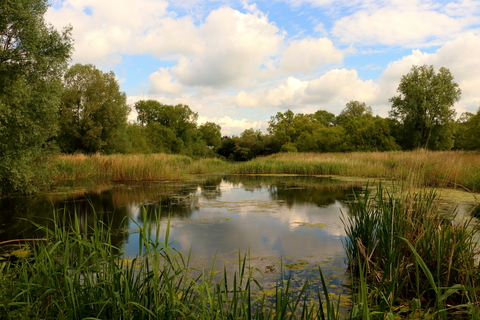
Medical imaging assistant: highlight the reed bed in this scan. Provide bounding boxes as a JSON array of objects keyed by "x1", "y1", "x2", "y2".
[
  {"x1": 53, "y1": 153, "x2": 194, "y2": 181},
  {"x1": 343, "y1": 184, "x2": 480, "y2": 319},
  {"x1": 0, "y1": 211, "x2": 346, "y2": 320},
  {"x1": 230, "y1": 151, "x2": 480, "y2": 192}
]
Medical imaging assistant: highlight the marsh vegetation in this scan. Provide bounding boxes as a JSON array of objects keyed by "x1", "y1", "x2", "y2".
[{"x1": 2, "y1": 162, "x2": 480, "y2": 319}]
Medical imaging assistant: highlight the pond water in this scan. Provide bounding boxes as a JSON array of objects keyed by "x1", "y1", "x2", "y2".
[{"x1": 0, "y1": 175, "x2": 366, "y2": 297}]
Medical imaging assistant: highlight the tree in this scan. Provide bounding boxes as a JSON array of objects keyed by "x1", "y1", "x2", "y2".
[
  {"x1": 134, "y1": 100, "x2": 216, "y2": 157},
  {"x1": 389, "y1": 65, "x2": 461, "y2": 150},
  {"x1": 0, "y1": 0, "x2": 72, "y2": 195},
  {"x1": 199, "y1": 122, "x2": 222, "y2": 149},
  {"x1": 336, "y1": 101, "x2": 399, "y2": 151},
  {"x1": 58, "y1": 64, "x2": 130, "y2": 154},
  {"x1": 454, "y1": 109, "x2": 480, "y2": 150},
  {"x1": 335, "y1": 101, "x2": 372, "y2": 126}
]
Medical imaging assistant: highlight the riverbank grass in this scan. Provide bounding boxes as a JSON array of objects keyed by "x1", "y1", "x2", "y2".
[
  {"x1": 344, "y1": 184, "x2": 480, "y2": 319},
  {"x1": 231, "y1": 151, "x2": 480, "y2": 192},
  {"x1": 0, "y1": 210, "x2": 343, "y2": 320}
]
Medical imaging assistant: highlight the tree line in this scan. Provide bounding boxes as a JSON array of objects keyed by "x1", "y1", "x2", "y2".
[{"x1": 1, "y1": 0, "x2": 480, "y2": 195}]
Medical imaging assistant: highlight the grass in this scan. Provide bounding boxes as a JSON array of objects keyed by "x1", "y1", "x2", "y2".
[
  {"x1": 0, "y1": 209, "x2": 349, "y2": 320},
  {"x1": 230, "y1": 150, "x2": 480, "y2": 192},
  {"x1": 343, "y1": 183, "x2": 480, "y2": 319},
  {"x1": 51, "y1": 150, "x2": 480, "y2": 193},
  {"x1": 2, "y1": 184, "x2": 480, "y2": 319}
]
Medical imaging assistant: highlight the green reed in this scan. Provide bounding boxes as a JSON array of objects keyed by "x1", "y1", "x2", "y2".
[
  {"x1": 343, "y1": 183, "x2": 480, "y2": 319},
  {"x1": 0, "y1": 208, "x2": 348, "y2": 320}
]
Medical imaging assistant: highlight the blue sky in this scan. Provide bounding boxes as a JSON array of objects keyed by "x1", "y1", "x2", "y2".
[{"x1": 46, "y1": 0, "x2": 480, "y2": 135}]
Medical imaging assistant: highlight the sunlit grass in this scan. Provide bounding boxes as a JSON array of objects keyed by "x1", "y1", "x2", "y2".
[{"x1": 230, "y1": 150, "x2": 480, "y2": 192}]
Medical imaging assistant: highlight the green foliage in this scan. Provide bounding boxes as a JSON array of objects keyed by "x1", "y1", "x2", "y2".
[
  {"x1": 134, "y1": 100, "x2": 216, "y2": 157},
  {"x1": 125, "y1": 123, "x2": 152, "y2": 154},
  {"x1": 0, "y1": 0, "x2": 72, "y2": 195},
  {"x1": 389, "y1": 65, "x2": 461, "y2": 150},
  {"x1": 199, "y1": 122, "x2": 222, "y2": 148},
  {"x1": 217, "y1": 129, "x2": 276, "y2": 161},
  {"x1": 58, "y1": 64, "x2": 130, "y2": 154},
  {"x1": 454, "y1": 108, "x2": 480, "y2": 150}
]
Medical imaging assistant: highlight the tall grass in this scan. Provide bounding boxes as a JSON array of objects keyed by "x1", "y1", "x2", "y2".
[
  {"x1": 230, "y1": 150, "x2": 480, "y2": 192},
  {"x1": 0, "y1": 209, "x2": 349, "y2": 320},
  {"x1": 343, "y1": 183, "x2": 480, "y2": 319},
  {"x1": 52, "y1": 151, "x2": 480, "y2": 193},
  {"x1": 53, "y1": 153, "x2": 194, "y2": 181}
]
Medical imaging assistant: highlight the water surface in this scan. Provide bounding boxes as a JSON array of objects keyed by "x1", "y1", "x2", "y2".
[{"x1": 1, "y1": 175, "x2": 365, "y2": 296}]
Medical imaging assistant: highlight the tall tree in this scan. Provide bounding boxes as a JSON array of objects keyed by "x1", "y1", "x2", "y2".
[
  {"x1": 134, "y1": 100, "x2": 215, "y2": 157},
  {"x1": 0, "y1": 0, "x2": 72, "y2": 195},
  {"x1": 389, "y1": 65, "x2": 461, "y2": 150},
  {"x1": 58, "y1": 64, "x2": 130, "y2": 154}
]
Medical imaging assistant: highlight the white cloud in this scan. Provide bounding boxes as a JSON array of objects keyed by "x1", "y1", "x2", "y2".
[
  {"x1": 46, "y1": 0, "x2": 171, "y2": 66},
  {"x1": 303, "y1": 69, "x2": 379, "y2": 108},
  {"x1": 211, "y1": 116, "x2": 268, "y2": 136},
  {"x1": 149, "y1": 68, "x2": 183, "y2": 94},
  {"x1": 234, "y1": 70, "x2": 378, "y2": 115},
  {"x1": 234, "y1": 77, "x2": 308, "y2": 110},
  {"x1": 332, "y1": 5, "x2": 465, "y2": 47},
  {"x1": 171, "y1": 7, "x2": 283, "y2": 87},
  {"x1": 278, "y1": 37, "x2": 343, "y2": 74}
]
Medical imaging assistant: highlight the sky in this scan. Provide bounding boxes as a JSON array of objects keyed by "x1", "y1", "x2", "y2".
[{"x1": 46, "y1": 0, "x2": 480, "y2": 135}]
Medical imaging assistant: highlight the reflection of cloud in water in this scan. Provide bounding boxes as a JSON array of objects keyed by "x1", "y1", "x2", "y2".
[
  {"x1": 119, "y1": 177, "x2": 359, "y2": 266},
  {"x1": 156, "y1": 181, "x2": 349, "y2": 261}
]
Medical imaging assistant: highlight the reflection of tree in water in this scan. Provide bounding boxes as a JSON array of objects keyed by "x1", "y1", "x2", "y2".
[
  {"x1": 0, "y1": 195, "x2": 59, "y2": 242},
  {"x1": 270, "y1": 185, "x2": 362, "y2": 208},
  {"x1": 198, "y1": 175, "x2": 223, "y2": 200},
  {"x1": 57, "y1": 190, "x2": 130, "y2": 250},
  {"x1": 223, "y1": 175, "x2": 363, "y2": 207},
  {"x1": 1, "y1": 175, "x2": 364, "y2": 243},
  {"x1": 0, "y1": 191, "x2": 129, "y2": 250}
]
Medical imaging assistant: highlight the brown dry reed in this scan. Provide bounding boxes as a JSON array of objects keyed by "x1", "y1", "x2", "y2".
[{"x1": 231, "y1": 150, "x2": 480, "y2": 192}]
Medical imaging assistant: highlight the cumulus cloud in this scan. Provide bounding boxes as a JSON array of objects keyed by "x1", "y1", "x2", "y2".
[
  {"x1": 278, "y1": 37, "x2": 343, "y2": 74},
  {"x1": 332, "y1": 6, "x2": 464, "y2": 47},
  {"x1": 46, "y1": 0, "x2": 172, "y2": 66},
  {"x1": 171, "y1": 7, "x2": 283, "y2": 87},
  {"x1": 198, "y1": 116, "x2": 268, "y2": 136},
  {"x1": 234, "y1": 77, "x2": 308, "y2": 110},
  {"x1": 303, "y1": 69, "x2": 378, "y2": 105},
  {"x1": 233, "y1": 70, "x2": 378, "y2": 115},
  {"x1": 149, "y1": 68, "x2": 183, "y2": 94}
]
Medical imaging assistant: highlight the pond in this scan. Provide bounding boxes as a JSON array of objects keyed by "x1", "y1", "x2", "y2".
[{"x1": 1, "y1": 175, "x2": 366, "y2": 298}]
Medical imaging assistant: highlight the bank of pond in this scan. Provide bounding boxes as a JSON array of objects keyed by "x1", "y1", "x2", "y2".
[{"x1": 1, "y1": 154, "x2": 480, "y2": 319}]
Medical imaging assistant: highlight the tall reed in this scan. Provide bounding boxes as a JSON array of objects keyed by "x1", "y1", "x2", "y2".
[
  {"x1": 0, "y1": 208, "x2": 349, "y2": 320},
  {"x1": 53, "y1": 153, "x2": 193, "y2": 182},
  {"x1": 343, "y1": 184, "x2": 480, "y2": 318}
]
